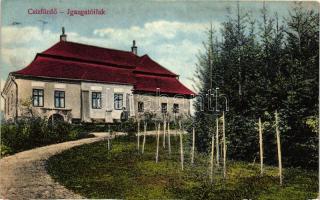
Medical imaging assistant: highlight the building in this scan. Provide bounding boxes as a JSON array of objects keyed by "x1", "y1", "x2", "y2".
[{"x1": 1, "y1": 28, "x2": 194, "y2": 123}]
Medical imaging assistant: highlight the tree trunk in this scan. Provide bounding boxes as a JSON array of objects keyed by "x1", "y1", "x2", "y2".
[
  {"x1": 275, "y1": 110, "x2": 283, "y2": 185},
  {"x1": 163, "y1": 119, "x2": 166, "y2": 148},
  {"x1": 210, "y1": 129, "x2": 215, "y2": 183},
  {"x1": 259, "y1": 117, "x2": 264, "y2": 175},
  {"x1": 216, "y1": 117, "x2": 220, "y2": 166},
  {"x1": 108, "y1": 126, "x2": 111, "y2": 151},
  {"x1": 142, "y1": 121, "x2": 147, "y2": 154},
  {"x1": 137, "y1": 120, "x2": 140, "y2": 151},
  {"x1": 179, "y1": 120, "x2": 184, "y2": 170},
  {"x1": 156, "y1": 123, "x2": 160, "y2": 163},
  {"x1": 191, "y1": 126, "x2": 195, "y2": 164},
  {"x1": 168, "y1": 121, "x2": 171, "y2": 155},
  {"x1": 222, "y1": 111, "x2": 227, "y2": 179}
]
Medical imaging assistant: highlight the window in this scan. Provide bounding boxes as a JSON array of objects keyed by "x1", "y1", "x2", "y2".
[
  {"x1": 173, "y1": 103, "x2": 179, "y2": 113},
  {"x1": 114, "y1": 93, "x2": 123, "y2": 110},
  {"x1": 138, "y1": 101, "x2": 144, "y2": 112},
  {"x1": 33, "y1": 89, "x2": 44, "y2": 107},
  {"x1": 161, "y1": 103, "x2": 167, "y2": 113},
  {"x1": 54, "y1": 91, "x2": 65, "y2": 108},
  {"x1": 92, "y1": 92, "x2": 102, "y2": 109}
]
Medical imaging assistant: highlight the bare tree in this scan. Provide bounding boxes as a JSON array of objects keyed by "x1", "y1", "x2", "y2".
[
  {"x1": 275, "y1": 110, "x2": 283, "y2": 185},
  {"x1": 179, "y1": 120, "x2": 184, "y2": 170},
  {"x1": 216, "y1": 117, "x2": 220, "y2": 166},
  {"x1": 156, "y1": 123, "x2": 160, "y2": 163},
  {"x1": 142, "y1": 121, "x2": 147, "y2": 154},
  {"x1": 259, "y1": 117, "x2": 264, "y2": 175}
]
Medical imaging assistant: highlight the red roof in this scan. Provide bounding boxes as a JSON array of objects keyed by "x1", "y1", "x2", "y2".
[
  {"x1": 42, "y1": 41, "x2": 139, "y2": 68},
  {"x1": 16, "y1": 56, "x2": 134, "y2": 84},
  {"x1": 135, "y1": 55, "x2": 176, "y2": 76},
  {"x1": 14, "y1": 41, "x2": 194, "y2": 95},
  {"x1": 135, "y1": 74, "x2": 193, "y2": 95}
]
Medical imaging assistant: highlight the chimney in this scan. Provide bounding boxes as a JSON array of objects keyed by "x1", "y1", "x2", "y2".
[
  {"x1": 131, "y1": 40, "x2": 137, "y2": 55},
  {"x1": 60, "y1": 27, "x2": 67, "y2": 42}
]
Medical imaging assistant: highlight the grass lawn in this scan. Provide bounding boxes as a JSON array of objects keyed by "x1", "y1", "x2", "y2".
[{"x1": 46, "y1": 135, "x2": 318, "y2": 199}]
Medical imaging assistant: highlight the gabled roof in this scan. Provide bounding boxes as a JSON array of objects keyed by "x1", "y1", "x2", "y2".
[{"x1": 13, "y1": 41, "x2": 194, "y2": 96}]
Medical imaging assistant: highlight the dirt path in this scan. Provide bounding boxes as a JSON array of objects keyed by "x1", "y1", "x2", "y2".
[
  {"x1": 0, "y1": 133, "x2": 116, "y2": 199},
  {"x1": 0, "y1": 130, "x2": 182, "y2": 199}
]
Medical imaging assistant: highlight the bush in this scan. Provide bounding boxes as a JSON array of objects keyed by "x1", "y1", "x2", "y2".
[
  {"x1": 0, "y1": 144, "x2": 13, "y2": 156},
  {"x1": 1, "y1": 117, "x2": 84, "y2": 156}
]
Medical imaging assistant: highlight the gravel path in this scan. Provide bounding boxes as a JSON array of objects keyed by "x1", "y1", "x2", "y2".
[{"x1": 0, "y1": 133, "x2": 115, "y2": 199}]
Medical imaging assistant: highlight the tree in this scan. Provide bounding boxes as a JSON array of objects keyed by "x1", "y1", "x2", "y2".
[{"x1": 193, "y1": 25, "x2": 221, "y2": 153}]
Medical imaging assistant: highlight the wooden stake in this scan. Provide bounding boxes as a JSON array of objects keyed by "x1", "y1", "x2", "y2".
[
  {"x1": 191, "y1": 126, "x2": 195, "y2": 164},
  {"x1": 108, "y1": 126, "x2": 111, "y2": 151},
  {"x1": 259, "y1": 117, "x2": 264, "y2": 175},
  {"x1": 220, "y1": 141, "x2": 223, "y2": 161},
  {"x1": 168, "y1": 121, "x2": 171, "y2": 155},
  {"x1": 142, "y1": 122, "x2": 147, "y2": 154},
  {"x1": 156, "y1": 123, "x2": 160, "y2": 163},
  {"x1": 216, "y1": 117, "x2": 220, "y2": 166},
  {"x1": 179, "y1": 120, "x2": 184, "y2": 170},
  {"x1": 222, "y1": 111, "x2": 226, "y2": 179},
  {"x1": 210, "y1": 130, "x2": 215, "y2": 183},
  {"x1": 163, "y1": 119, "x2": 166, "y2": 148},
  {"x1": 275, "y1": 110, "x2": 283, "y2": 185},
  {"x1": 137, "y1": 120, "x2": 140, "y2": 151}
]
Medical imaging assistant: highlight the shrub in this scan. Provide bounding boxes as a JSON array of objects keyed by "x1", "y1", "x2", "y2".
[
  {"x1": 1, "y1": 117, "x2": 83, "y2": 156},
  {"x1": 0, "y1": 144, "x2": 13, "y2": 156}
]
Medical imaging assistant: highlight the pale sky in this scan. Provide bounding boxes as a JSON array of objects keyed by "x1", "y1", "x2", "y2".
[{"x1": 0, "y1": 0, "x2": 318, "y2": 94}]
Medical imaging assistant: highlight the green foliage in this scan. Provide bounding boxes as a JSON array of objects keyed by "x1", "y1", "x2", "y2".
[
  {"x1": 193, "y1": 3, "x2": 318, "y2": 169},
  {"x1": 47, "y1": 137, "x2": 318, "y2": 199},
  {"x1": 305, "y1": 115, "x2": 319, "y2": 134},
  {"x1": 0, "y1": 117, "x2": 89, "y2": 156},
  {"x1": 0, "y1": 144, "x2": 13, "y2": 156}
]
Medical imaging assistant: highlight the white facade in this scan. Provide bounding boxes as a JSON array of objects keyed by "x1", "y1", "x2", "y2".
[
  {"x1": 81, "y1": 82, "x2": 134, "y2": 123},
  {"x1": 2, "y1": 76, "x2": 191, "y2": 123}
]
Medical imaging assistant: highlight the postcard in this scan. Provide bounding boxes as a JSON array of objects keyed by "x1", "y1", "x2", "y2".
[{"x1": 0, "y1": 0, "x2": 318, "y2": 199}]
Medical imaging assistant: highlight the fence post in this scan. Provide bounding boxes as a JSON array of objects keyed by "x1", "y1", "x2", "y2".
[
  {"x1": 259, "y1": 117, "x2": 264, "y2": 175},
  {"x1": 275, "y1": 110, "x2": 283, "y2": 185}
]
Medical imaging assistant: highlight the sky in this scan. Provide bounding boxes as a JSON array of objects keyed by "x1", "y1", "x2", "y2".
[{"x1": 0, "y1": 0, "x2": 318, "y2": 95}]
